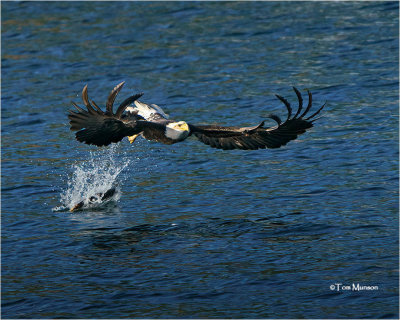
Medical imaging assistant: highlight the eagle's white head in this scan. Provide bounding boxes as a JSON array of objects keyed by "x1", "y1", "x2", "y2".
[{"x1": 165, "y1": 121, "x2": 190, "y2": 141}]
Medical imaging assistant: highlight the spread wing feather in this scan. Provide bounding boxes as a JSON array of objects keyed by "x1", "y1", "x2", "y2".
[
  {"x1": 189, "y1": 87, "x2": 325, "y2": 150},
  {"x1": 68, "y1": 82, "x2": 144, "y2": 146}
]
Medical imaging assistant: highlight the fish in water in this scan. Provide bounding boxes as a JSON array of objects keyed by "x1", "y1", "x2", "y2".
[{"x1": 69, "y1": 187, "x2": 117, "y2": 212}]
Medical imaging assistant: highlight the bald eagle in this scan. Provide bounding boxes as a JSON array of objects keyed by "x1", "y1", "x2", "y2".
[{"x1": 68, "y1": 82, "x2": 325, "y2": 150}]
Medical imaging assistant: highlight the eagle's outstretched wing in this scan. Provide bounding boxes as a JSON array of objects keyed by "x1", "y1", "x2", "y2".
[
  {"x1": 68, "y1": 82, "x2": 145, "y2": 146},
  {"x1": 188, "y1": 87, "x2": 325, "y2": 150}
]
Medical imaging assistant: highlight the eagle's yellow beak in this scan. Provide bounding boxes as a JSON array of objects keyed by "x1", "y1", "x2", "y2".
[
  {"x1": 70, "y1": 201, "x2": 84, "y2": 212},
  {"x1": 128, "y1": 134, "x2": 139, "y2": 144},
  {"x1": 177, "y1": 122, "x2": 189, "y2": 132}
]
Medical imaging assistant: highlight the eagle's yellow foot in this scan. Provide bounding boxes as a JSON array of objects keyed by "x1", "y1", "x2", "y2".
[{"x1": 128, "y1": 134, "x2": 139, "y2": 144}]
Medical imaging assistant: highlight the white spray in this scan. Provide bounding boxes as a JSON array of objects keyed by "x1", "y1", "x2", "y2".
[{"x1": 53, "y1": 145, "x2": 131, "y2": 212}]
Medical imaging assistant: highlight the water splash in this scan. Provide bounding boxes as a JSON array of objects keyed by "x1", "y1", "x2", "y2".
[{"x1": 53, "y1": 145, "x2": 130, "y2": 212}]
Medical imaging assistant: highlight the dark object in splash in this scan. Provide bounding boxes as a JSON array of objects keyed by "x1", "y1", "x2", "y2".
[
  {"x1": 69, "y1": 187, "x2": 116, "y2": 212},
  {"x1": 68, "y1": 82, "x2": 326, "y2": 150}
]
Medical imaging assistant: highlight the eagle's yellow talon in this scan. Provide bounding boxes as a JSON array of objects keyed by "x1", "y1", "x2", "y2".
[{"x1": 128, "y1": 134, "x2": 139, "y2": 144}]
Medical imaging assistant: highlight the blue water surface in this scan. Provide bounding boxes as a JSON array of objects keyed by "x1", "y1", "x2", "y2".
[{"x1": 1, "y1": 1, "x2": 399, "y2": 319}]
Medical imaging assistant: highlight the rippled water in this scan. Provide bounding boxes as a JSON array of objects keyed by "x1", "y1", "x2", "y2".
[{"x1": 2, "y1": 1, "x2": 399, "y2": 319}]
